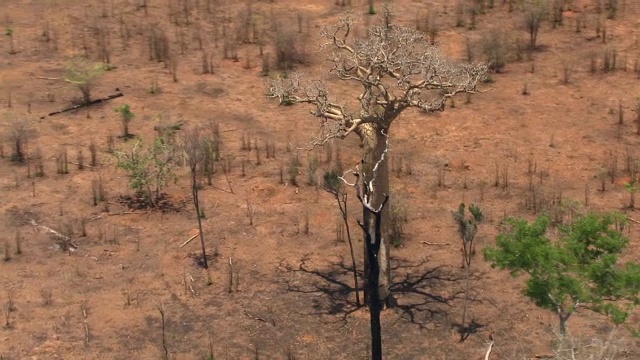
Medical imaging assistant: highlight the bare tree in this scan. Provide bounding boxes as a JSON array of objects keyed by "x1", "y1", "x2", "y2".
[
  {"x1": 522, "y1": 0, "x2": 548, "y2": 49},
  {"x1": 267, "y1": 9, "x2": 487, "y2": 306},
  {"x1": 183, "y1": 125, "x2": 208, "y2": 268},
  {"x1": 6, "y1": 117, "x2": 33, "y2": 163}
]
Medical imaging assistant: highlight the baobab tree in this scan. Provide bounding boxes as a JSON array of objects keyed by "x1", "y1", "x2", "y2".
[{"x1": 267, "y1": 10, "x2": 487, "y2": 306}]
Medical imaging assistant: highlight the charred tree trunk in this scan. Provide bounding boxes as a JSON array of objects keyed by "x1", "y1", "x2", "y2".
[
  {"x1": 360, "y1": 123, "x2": 391, "y2": 307},
  {"x1": 365, "y1": 205, "x2": 383, "y2": 360},
  {"x1": 356, "y1": 175, "x2": 388, "y2": 360}
]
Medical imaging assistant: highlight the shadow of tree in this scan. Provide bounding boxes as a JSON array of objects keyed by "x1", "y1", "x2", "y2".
[
  {"x1": 388, "y1": 258, "x2": 471, "y2": 328},
  {"x1": 278, "y1": 255, "x2": 472, "y2": 329},
  {"x1": 279, "y1": 254, "x2": 360, "y2": 327},
  {"x1": 452, "y1": 318, "x2": 485, "y2": 342}
]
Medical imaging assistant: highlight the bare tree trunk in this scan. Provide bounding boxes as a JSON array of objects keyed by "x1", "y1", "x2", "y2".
[
  {"x1": 366, "y1": 208, "x2": 383, "y2": 360},
  {"x1": 336, "y1": 193, "x2": 360, "y2": 306},
  {"x1": 146, "y1": 184, "x2": 155, "y2": 207},
  {"x1": 360, "y1": 123, "x2": 391, "y2": 307},
  {"x1": 356, "y1": 174, "x2": 388, "y2": 360},
  {"x1": 192, "y1": 171, "x2": 208, "y2": 268},
  {"x1": 461, "y1": 264, "x2": 471, "y2": 327},
  {"x1": 558, "y1": 312, "x2": 570, "y2": 335}
]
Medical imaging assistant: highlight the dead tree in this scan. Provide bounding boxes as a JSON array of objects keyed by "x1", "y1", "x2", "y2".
[
  {"x1": 323, "y1": 169, "x2": 360, "y2": 306},
  {"x1": 7, "y1": 118, "x2": 33, "y2": 163},
  {"x1": 183, "y1": 125, "x2": 208, "y2": 268},
  {"x1": 267, "y1": 8, "x2": 487, "y2": 306},
  {"x1": 522, "y1": 0, "x2": 548, "y2": 49}
]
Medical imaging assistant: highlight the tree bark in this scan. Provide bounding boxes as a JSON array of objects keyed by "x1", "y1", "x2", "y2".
[
  {"x1": 359, "y1": 123, "x2": 391, "y2": 307},
  {"x1": 558, "y1": 311, "x2": 571, "y2": 336},
  {"x1": 366, "y1": 208, "x2": 383, "y2": 360}
]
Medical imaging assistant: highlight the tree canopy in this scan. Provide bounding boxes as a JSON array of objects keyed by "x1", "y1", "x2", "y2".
[
  {"x1": 484, "y1": 212, "x2": 640, "y2": 335},
  {"x1": 266, "y1": 10, "x2": 488, "y2": 146}
]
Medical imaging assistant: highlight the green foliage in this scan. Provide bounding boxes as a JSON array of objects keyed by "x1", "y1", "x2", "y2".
[
  {"x1": 453, "y1": 203, "x2": 484, "y2": 268},
  {"x1": 624, "y1": 182, "x2": 637, "y2": 193},
  {"x1": 64, "y1": 58, "x2": 105, "y2": 104},
  {"x1": 484, "y1": 212, "x2": 640, "y2": 334},
  {"x1": 115, "y1": 104, "x2": 135, "y2": 138},
  {"x1": 114, "y1": 137, "x2": 178, "y2": 207},
  {"x1": 4, "y1": 27, "x2": 13, "y2": 37},
  {"x1": 115, "y1": 104, "x2": 134, "y2": 121},
  {"x1": 323, "y1": 169, "x2": 342, "y2": 193},
  {"x1": 453, "y1": 203, "x2": 483, "y2": 244}
]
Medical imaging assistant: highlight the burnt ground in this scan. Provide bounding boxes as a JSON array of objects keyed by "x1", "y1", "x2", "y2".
[{"x1": 1, "y1": 0, "x2": 640, "y2": 359}]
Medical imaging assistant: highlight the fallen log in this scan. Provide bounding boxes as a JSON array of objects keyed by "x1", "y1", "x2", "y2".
[
  {"x1": 28, "y1": 219, "x2": 78, "y2": 251},
  {"x1": 48, "y1": 92, "x2": 124, "y2": 116}
]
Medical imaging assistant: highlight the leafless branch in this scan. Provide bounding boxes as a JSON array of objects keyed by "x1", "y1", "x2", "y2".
[{"x1": 265, "y1": 11, "x2": 487, "y2": 150}]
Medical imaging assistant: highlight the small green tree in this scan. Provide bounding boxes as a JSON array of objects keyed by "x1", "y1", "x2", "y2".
[
  {"x1": 624, "y1": 182, "x2": 636, "y2": 209},
  {"x1": 64, "y1": 58, "x2": 104, "y2": 105},
  {"x1": 115, "y1": 104, "x2": 135, "y2": 139},
  {"x1": 114, "y1": 136, "x2": 178, "y2": 207},
  {"x1": 485, "y1": 212, "x2": 640, "y2": 336}
]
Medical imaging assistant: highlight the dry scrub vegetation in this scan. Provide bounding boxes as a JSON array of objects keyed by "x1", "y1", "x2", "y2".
[{"x1": 1, "y1": 0, "x2": 640, "y2": 359}]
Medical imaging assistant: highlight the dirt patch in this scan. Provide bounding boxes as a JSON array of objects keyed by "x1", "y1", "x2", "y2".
[{"x1": 1, "y1": 0, "x2": 640, "y2": 359}]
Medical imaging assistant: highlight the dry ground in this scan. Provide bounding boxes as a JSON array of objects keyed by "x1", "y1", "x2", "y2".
[{"x1": 1, "y1": 0, "x2": 640, "y2": 359}]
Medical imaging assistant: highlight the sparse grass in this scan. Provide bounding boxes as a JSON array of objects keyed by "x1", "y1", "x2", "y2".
[
  {"x1": 56, "y1": 147, "x2": 69, "y2": 174},
  {"x1": 306, "y1": 155, "x2": 318, "y2": 186},
  {"x1": 302, "y1": 212, "x2": 309, "y2": 235},
  {"x1": 3, "y1": 241, "x2": 10, "y2": 261},
  {"x1": 246, "y1": 198, "x2": 256, "y2": 226},
  {"x1": 40, "y1": 289, "x2": 53, "y2": 306},
  {"x1": 91, "y1": 175, "x2": 106, "y2": 205},
  {"x1": 14, "y1": 230, "x2": 21, "y2": 255},
  {"x1": 273, "y1": 22, "x2": 308, "y2": 70},
  {"x1": 7, "y1": 117, "x2": 33, "y2": 164},
  {"x1": 551, "y1": 329, "x2": 629, "y2": 360},
  {"x1": 89, "y1": 140, "x2": 98, "y2": 167},
  {"x1": 481, "y1": 28, "x2": 510, "y2": 73},
  {"x1": 288, "y1": 155, "x2": 300, "y2": 186},
  {"x1": 2, "y1": 1, "x2": 640, "y2": 359}
]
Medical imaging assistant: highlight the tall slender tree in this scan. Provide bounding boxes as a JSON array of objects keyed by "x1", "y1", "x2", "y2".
[{"x1": 183, "y1": 125, "x2": 208, "y2": 268}]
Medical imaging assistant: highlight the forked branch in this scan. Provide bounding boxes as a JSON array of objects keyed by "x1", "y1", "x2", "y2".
[{"x1": 265, "y1": 10, "x2": 487, "y2": 150}]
